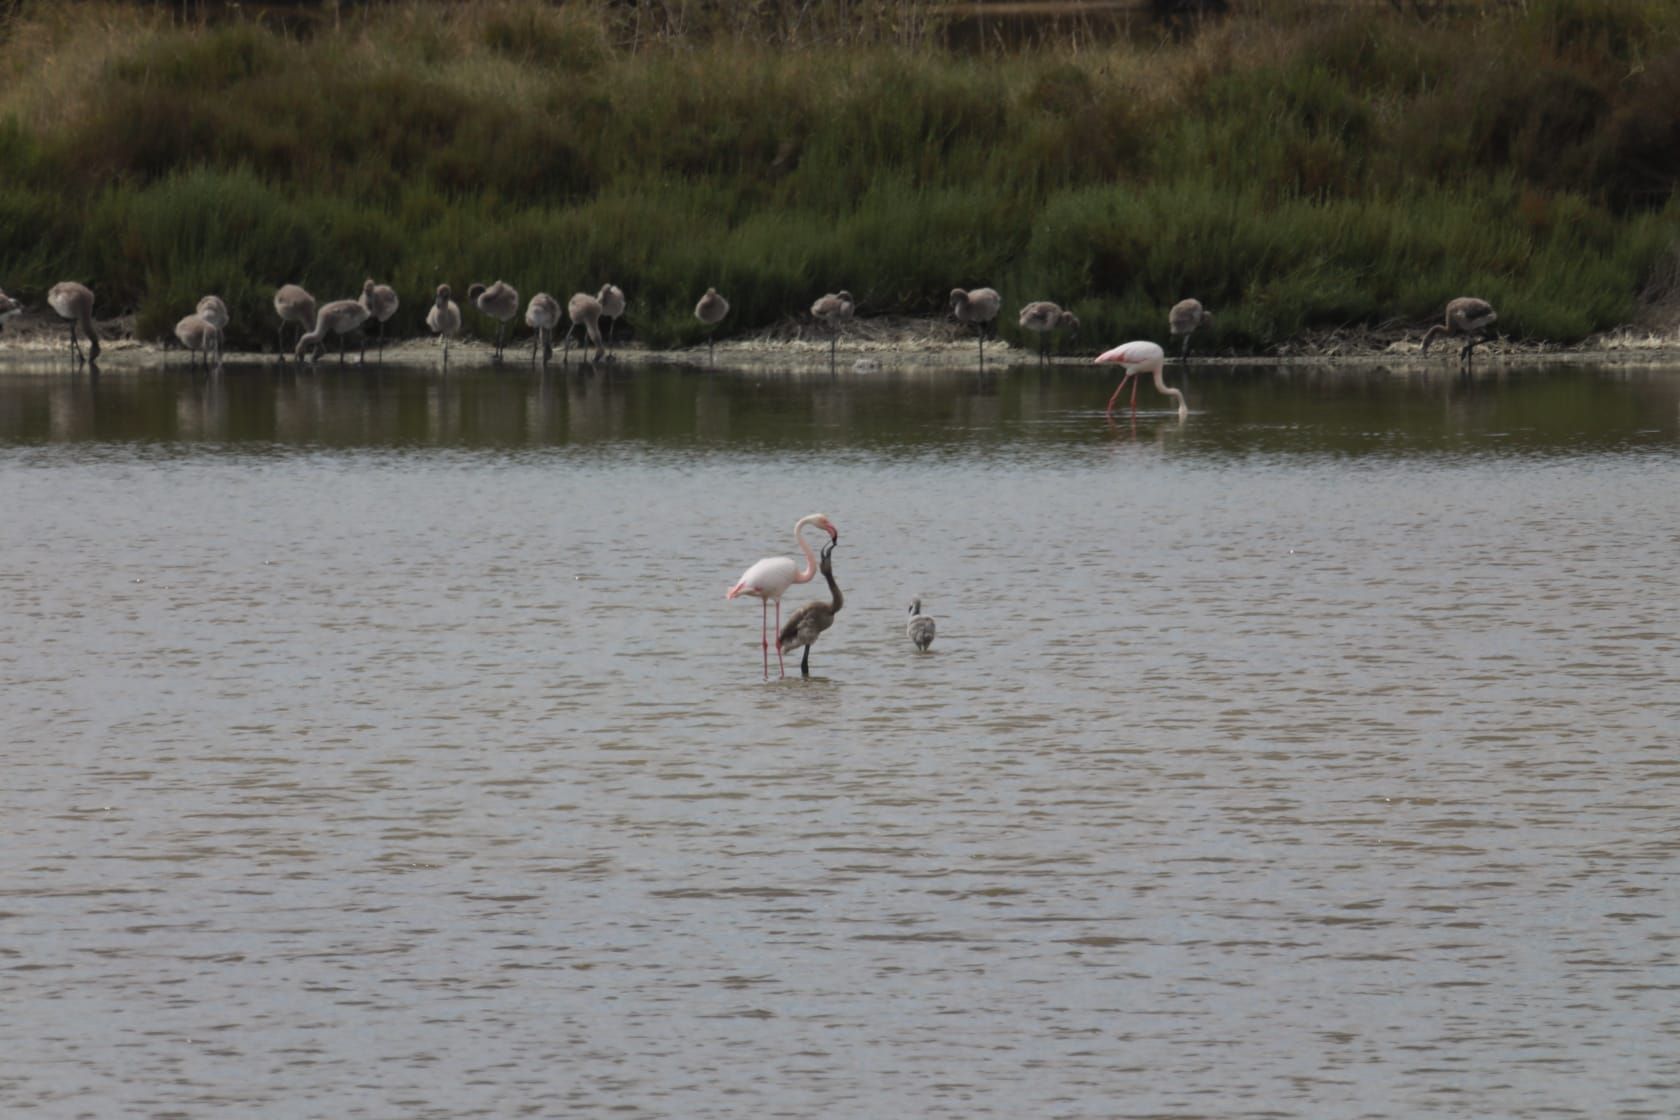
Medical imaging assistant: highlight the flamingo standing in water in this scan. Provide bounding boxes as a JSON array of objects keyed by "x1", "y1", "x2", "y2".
[
  {"x1": 273, "y1": 284, "x2": 315, "y2": 364},
  {"x1": 906, "y1": 599, "x2": 936, "y2": 651},
  {"x1": 694, "y1": 287, "x2": 729, "y2": 363},
  {"x1": 468, "y1": 280, "x2": 519, "y2": 362},
  {"x1": 562, "y1": 292, "x2": 606, "y2": 363},
  {"x1": 1169, "y1": 298, "x2": 1211, "y2": 359},
  {"x1": 950, "y1": 287, "x2": 1001, "y2": 364},
  {"x1": 727, "y1": 512, "x2": 839, "y2": 680},
  {"x1": 1422, "y1": 297, "x2": 1498, "y2": 368},
  {"x1": 597, "y1": 283, "x2": 626, "y2": 355},
  {"x1": 1094, "y1": 340, "x2": 1187, "y2": 419},
  {"x1": 777, "y1": 539, "x2": 842, "y2": 678},
  {"x1": 811, "y1": 290, "x2": 854, "y2": 364},
  {"x1": 48, "y1": 281, "x2": 100, "y2": 363},
  {"x1": 427, "y1": 283, "x2": 462, "y2": 368},
  {"x1": 360, "y1": 278, "x2": 400, "y2": 362}
]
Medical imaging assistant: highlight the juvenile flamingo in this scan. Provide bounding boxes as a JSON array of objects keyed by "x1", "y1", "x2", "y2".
[
  {"x1": 427, "y1": 283, "x2": 462, "y2": 369},
  {"x1": 1422, "y1": 297, "x2": 1498, "y2": 368},
  {"x1": 48, "y1": 281, "x2": 100, "y2": 363},
  {"x1": 777, "y1": 539, "x2": 842, "y2": 678},
  {"x1": 295, "y1": 298, "x2": 371, "y2": 364},
  {"x1": 950, "y1": 287, "x2": 1001, "y2": 364},
  {"x1": 562, "y1": 292, "x2": 606, "y2": 363},
  {"x1": 1018, "y1": 300, "x2": 1079, "y2": 362},
  {"x1": 525, "y1": 292, "x2": 561, "y2": 364},
  {"x1": 811, "y1": 290, "x2": 854, "y2": 364},
  {"x1": 0, "y1": 287, "x2": 20, "y2": 332},
  {"x1": 274, "y1": 284, "x2": 315, "y2": 364},
  {"x1": 1094, "y1": 340, "x2": 1187, "y2": 419},
  {"x1": 906, "y1": 599, "x2": 936, "y2": 651},
  {"x1": 195, "y1": 295, "x2": 228, "y2": 366},
  {"x1": 727, "y1": 513, "x2": 839, "y2": 680},
  {"x1": 174, "y1": 313, "x2": 221, "y2": 371},
  {"x1": 694, "y1": 287, "x2": 729, "y2": 363},
  {"x1": 360, "y1": 278, "x2": 400, "y2": 362},
  {"x1": 1169, "y1": 298, "x2": 1211, "y2": 359},
  {"x1": 597, "y1": 283, "x2": 626, "y2": 354},
  {"x1": 468, "y1": 280, "x2": 519, "y2": 361}
]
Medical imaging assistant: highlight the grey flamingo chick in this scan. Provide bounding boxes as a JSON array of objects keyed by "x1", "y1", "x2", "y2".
[
  {"x1": 48, "y1": 281, "x2": 100, "y2": 364},
  {"x1": 597, "y1": 283, "x2": 626, "y2": 355},
  {"x1": 174, "y1": 313, "x2": 221, "y2": 371},
  {"x1": 951, "y1": 287, "x2": 1001, "y2": 364},
  {"x1": 273, "y1": 284, "x2": 315, "y2": 364},
  {"x1": 525, "y1": 292, "x2": 561, "y2": 365},
  {"x1": 1169, "y1": 298, "x2": 1211, "y2": 360},
  {"x1": 811, "y1": 290, "x2": 854, "y2": 365},
  {"x1": 1422, "y1": 297, "x2": 1498, "y2": 368},
  {"x1": 1018, "y1": 301, "x2": 1079, "y2": 362},
  {"x1": 426, "y1": 283, "x2": 462, "y2": 369},
  {"x1": 1, "y1": 287, "x2": 23, "y2": 333},
  {"x1": 906, "y1": 599, "x2": 936, "y2": 651},
  {"x1": 196, "y1": 295, "x2": 228, "y2": 366},
  {"x1": 295, "y1": 298, "x2": 371, "y2": 365},
  {"x1": 562, "y1": 292, "x2": 606, "y2": 363},
  {"x1": 468, "y1": 280, "x2": 519, "y2": 362},
  {"x1": 777, "y1": 539, "x2": 843, "y2": 679},
  {"x1": 360, "y1": 279, "x2": 400, "y2": 362},
  {"x1": 694, "y1": 287, "x2": 729, "y2": 363}
]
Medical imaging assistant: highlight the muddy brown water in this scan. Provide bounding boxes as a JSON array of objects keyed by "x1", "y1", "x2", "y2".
[{"x1": 3, "y1": 357, "x2": 1677, "y2": 1118}]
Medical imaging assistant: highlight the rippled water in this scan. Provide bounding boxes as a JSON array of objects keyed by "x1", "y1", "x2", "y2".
[{"x1": 3, "y1": 357, "x2": 1678, "y2": 1118}]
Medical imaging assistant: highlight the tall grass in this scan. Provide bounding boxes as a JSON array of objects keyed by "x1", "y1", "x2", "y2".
[{"x1": 0, "y1": 0, "x2": 1675, "y2": 350}]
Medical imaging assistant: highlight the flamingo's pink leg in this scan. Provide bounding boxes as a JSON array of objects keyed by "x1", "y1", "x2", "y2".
[
  {"x1": 1106, "y1": 372, "x2": 1134, "y2": 417},
  {"x1": 761, "y1": 599, "x2": 770, "y2": 680},
  {"x1": 1131, "y1": 371, "x2": 1140, "y2": 412}
]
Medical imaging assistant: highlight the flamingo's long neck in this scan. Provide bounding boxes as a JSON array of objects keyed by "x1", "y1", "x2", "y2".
[
  {"x1": 792, "y1": 518, "x2": 822, "y2": 584},
  {"x1": 1152, "y1": 366, "x2": 1186, "y2": 417},
  {"x1": 822, "y1": 560, "x2": 843, "y2": 614}
]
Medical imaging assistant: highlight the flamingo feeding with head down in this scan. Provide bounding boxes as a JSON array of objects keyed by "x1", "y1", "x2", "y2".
[
  {"x1": 777, "y1": 539, "x2": 842, "y2": 678},
  {"x1": 727, "y1": 512, "x2": 839, "y2": 680},
  {"x1": 1422, "y1": 297, "x2": 1498, "y2": 368},
  {"x1": 1094, "y1": 340, "x2": 1187, "y2": 419}
]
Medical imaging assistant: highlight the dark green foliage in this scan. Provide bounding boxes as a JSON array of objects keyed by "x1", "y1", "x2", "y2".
[{"x1": 0, "y1": 1, "x2": 1675, "y2": 350}]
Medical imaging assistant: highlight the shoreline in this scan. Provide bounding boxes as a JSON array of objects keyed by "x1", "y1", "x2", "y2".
[{"x1": 4, "y1": 311, "x2": 1680, "y2": 371}]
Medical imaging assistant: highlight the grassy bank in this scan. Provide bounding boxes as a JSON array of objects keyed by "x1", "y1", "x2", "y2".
[{"x1": 1, "y1": 0, "x2": 1677, "y2": 353}]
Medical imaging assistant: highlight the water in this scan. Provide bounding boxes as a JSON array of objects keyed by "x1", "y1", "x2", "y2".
[{"x1": 3, "y1": 357, "x2": 1678, "y2": 1118}]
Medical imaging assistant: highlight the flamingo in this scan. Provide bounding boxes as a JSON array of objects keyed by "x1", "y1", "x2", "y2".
[
  {"x1": 427, "y1": 283, "x2": 462, "y2": 369},
  {"x1": 274, "y1": 283, "x2": 315, "y2": 364},
  {"x1": 295, "y1": 298, "x2": 371, "y2": 365},
  {"x1": 1169, "y1": 298, "x2": 1211, "y2": 360},
  {"x1": 174, "y1": 313, "x2": 221, "y2": 372},
  {"x1": 950, "y1": 287, "x2": 1001, "y2": 364},
  {"x1": 360, "y1": 278, "x2": 400, "y2": 362},
  {"x1": 562, "y1": 292, "x2": 606, "y2": 363},
  {"x1": 777, "y1": 539, "x2": 842, "y2": 678},
  {"x1": 196, "y1": 295, "x2": 228, "y2": 366},
  {"x1": 1422, "y1": 297, "x2": 1498, "y2": 368},
  {"x1": 694, "y1": 286, "x2": 729, "y2": 363},
  {"x1": 525, "y1": 292, "x2": 561, "y2": 364},
  {"x1": 906, "y1": 599, "x2": 936, "y2": 651},
  {"x1": 0, "y1": 287, "x2": 19, "y2": 332},
  {"x1": 811, "y1": 290, "x2": 854, "y2": 364},
  {"x1": 597, "y1": 283, "x2": 626, "y2": 354},
  {"x1": 1018, "y1": 300, "x2": 1079, "y2": 362},
  {"x1": 726, "y1": 512, "x2": 839, "y2": 680},
  {"x1": 468, "y1": 280, "x2": 519, "y2": 361},
  {"x1": 48, "y1": 281, "x2": 99, "y2": 363},
  {"x1": 1094, "y1": 340, "x2": 1187, "y2": 419}
]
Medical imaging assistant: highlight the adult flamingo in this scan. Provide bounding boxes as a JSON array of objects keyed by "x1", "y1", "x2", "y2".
[
  {"x1": 777, "y1": 539, "x2": 842, "y2": 678},
  {"x1": 1094, "y1": 340, "x2": 1187, "y2": 419},
  {"x1": 726, "y1": 512, "x2": 839, "y2": 680}
]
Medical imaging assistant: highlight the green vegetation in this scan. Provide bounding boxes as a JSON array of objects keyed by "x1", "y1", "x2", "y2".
[{"x1": 0, "y1": 0, "x2": 1676, "y2": 351}]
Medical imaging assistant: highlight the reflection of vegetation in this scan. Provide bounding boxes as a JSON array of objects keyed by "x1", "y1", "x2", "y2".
[{"x1": 0, "y1": 1, "x2": 1675, "y2": 351}]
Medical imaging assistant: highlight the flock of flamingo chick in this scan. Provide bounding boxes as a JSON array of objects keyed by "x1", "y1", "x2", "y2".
[
  {"x1": 2, "y1": 279, "x2": 1499, "y2": 424},
  {"x1": 0, "y1": 279, "x2": 1499, "y2": 682}
]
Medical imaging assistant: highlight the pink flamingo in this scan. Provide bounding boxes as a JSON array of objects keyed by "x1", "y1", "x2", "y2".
[
  {"x1": 1095, "y1": 340, "x2": 1187, "y2": 419},
  {"x1": 726, "y1": 512, "x2": 839, "y2": 680}
]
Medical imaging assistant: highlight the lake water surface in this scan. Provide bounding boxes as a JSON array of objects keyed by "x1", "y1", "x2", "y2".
[{"x1": 3, "y1": 357, "x2": 1678, "y2": 1118}]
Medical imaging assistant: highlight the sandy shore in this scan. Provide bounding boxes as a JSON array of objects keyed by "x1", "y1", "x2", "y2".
[{"x1": 4, "y1": 308, "x2": 1680, "y2": 370}]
